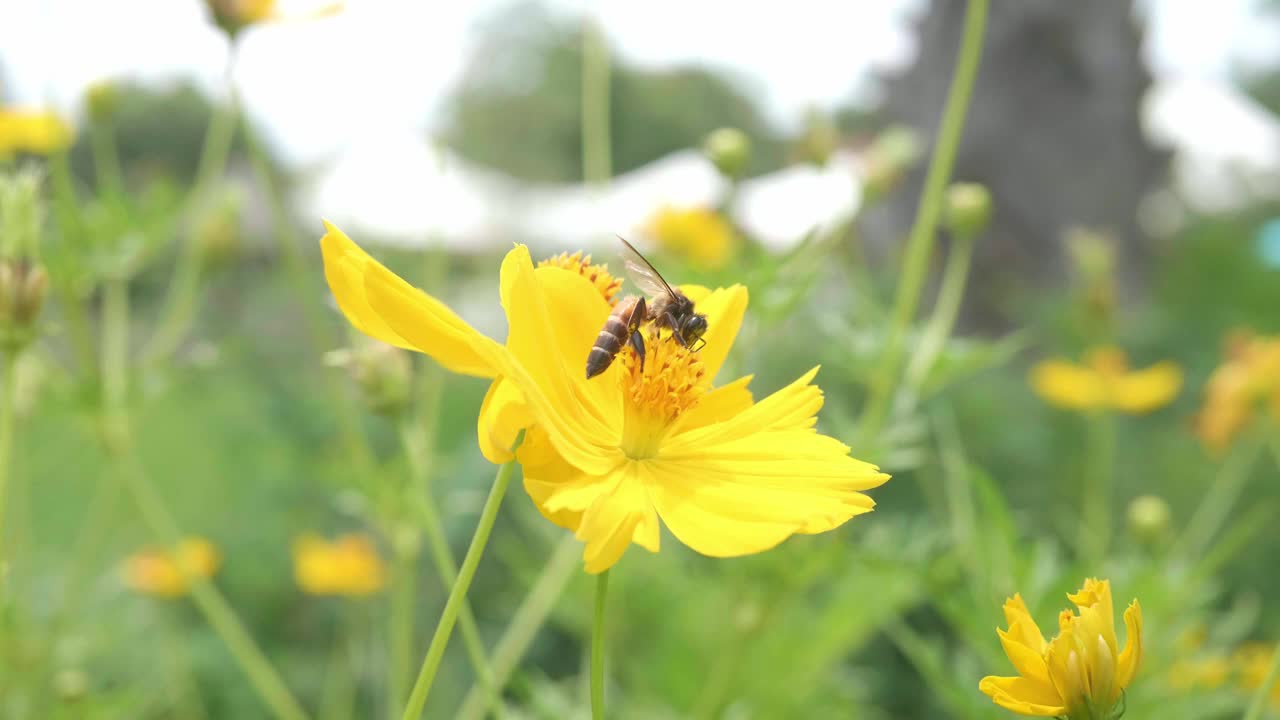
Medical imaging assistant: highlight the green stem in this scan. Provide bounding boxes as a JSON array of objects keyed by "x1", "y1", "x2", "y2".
[
  {"x1": 100, "y1": 278, "x2": 308, "y2": 720},
  {"x1": 903, "y1": 228, "x2": 979, "y2": 394},
  {"x1": 1174, "y1": 434, "x2": 1263, "y2": 562},
  {"x1": 388, "y1": 534, "x2": 415, "y2": 720},
  {"x1": 396, "y1": 420, "x2": 502, "y2": 719},
  {"x1": 1080, "y1": 410, "x2": 1116, "y2": 564},
  {"x1": 591, "y1": 569, "x2": 609, "y2": 720},
  {"x1": 456, "y1": 535, "x2": 581, "y2": 720},
  {"x1": 46, "y1": 151, "x2": 96, "y2": 374},
  {"x1": 0, "y1": 351, "x2": 19, "y2": 565},
  {"x1": 857, "y1": 0, "x2": 988, "y2": 441},
  {"x1": 400, "y1": 432, "x2": 524, "y2": 720},
  {"x1": 320, "y1": 602, "x2": 360, "y2": 720},
  {"x1": 581, "y1": 18, "x2": 612, "y2": 186},
  {"x1": 89, "y1": 117, "x2": 125, "y2": 199},
  {"x1": 1243, "y1": 640, "x2": 1280, "y2": 720}
]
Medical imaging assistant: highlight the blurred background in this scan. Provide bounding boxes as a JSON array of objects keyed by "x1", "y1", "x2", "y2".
[{"x1": 1, "y1": 0, "x2": 1280, "y2": 718}]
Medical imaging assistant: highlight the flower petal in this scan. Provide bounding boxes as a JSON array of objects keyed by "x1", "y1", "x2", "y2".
[
  {"x1": 321, "y1": 221, "x2": 502, "y2": 377},
  {"x1": 1115, "y1": 599, "x2": 1143, "y2": 689},
  {"x1": 978, "y1": 676, "x2": 1066, "y2": 717},
  {"x1": 1030, "y1": 360, "x2": 1106, "y2": 410},
  {"x1": 477, "y1": 378, "x2": 532, "y2": 464},
  {"x1": 998, "y1": 624, "x2": 1052, "y2": 685},
  {"x1": 575, "y1": 463, "x2": 655, "y2": 573},
  {"x1": 1114, "y1": 362, "x2": 1182, "y2": 413},
  {"x1": 1002, "y1": 594, "x2": 1048, "y2": 653},
  {"x1": 1068, "y1": 578, "x2": 1117, "y2": 654},
  {"x1": 679, "y1": 284, "x2": 748, "y2": 383},
  {"x1": 669, "y1": 375, "x2": 754, "y2": 433},
  {"x1": 664, "y1": 367, "x2": 828, "y2": 451}
]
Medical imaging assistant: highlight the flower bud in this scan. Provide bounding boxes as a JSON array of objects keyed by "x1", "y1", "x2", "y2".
[
  {"x1": 861, "y1": 125, "x2": 922, "y2": 202},
  {"x1": 85, "y1": 81, "x2": 119, "y2": 123},
  {"x1": 795, "y1": 110, "x2": 840, "y2": 167},
  {"x1": 1065, "y1": 228, "x2": 1117, "y2": 325},
  {"x1": 1127, "y1": 494, "x2": 1171, "y2": 543},
  {"x1": 0, "y1": 261, "x2": 47, "y2": 351},
  {"x1": 54, "y1": 668, "x2": 89, "y2": 702},
  {"x1": 194, "y1": 187, "x2": 244, "y2": 265},
  {"x1": 703, "y1": 127, "x2": 752, "y2": 179},
  {"x1": 943, "y1": 183, "x2": 992, "y2": 238},
  {"x1": 325, "y1": 340, "x2": 412, "y2": 415}
]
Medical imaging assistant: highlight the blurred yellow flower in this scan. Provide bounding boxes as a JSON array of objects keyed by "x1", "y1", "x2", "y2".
[
  {"x1": 123, "y1": 537, "x2": 221, "y2": 598},
  {"x1": 1197, "y1": 332, "x2": 1280, "y2": 452},
  {"x1": 0, "y1": 108, "x2": 73, "y2": 157},
  {"x1": 206, "y1": 0, "x2": 341, "y2": 35},
  {"x1": 980, "y1": 579, "x2": 1142, "y2": 718},
  {"x1": 1030, "y1": 347, "x2": 1182, "y2": 414},
  {"x1": 1235, "y1": 642, "x2": 1280, "y2": 707},
  {"x1": 1168, "y1": 654, "x2": 1230, "y2": 692},
  {"x1": 644, "y1": 205, "x2": 738, "y2": 271},
  {"x1": 320, "y1": 221, "x2": 888, "y2": 574},
  {"x1": 293, "y1": 533, "x2": 386, "y2": 596}
]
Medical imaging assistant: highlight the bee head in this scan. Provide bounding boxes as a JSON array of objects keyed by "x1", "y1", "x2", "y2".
[{"x1": 681, "y1": 313, "x2": 709, "y2": 351}]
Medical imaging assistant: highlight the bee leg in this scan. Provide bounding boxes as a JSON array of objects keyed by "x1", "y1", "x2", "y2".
[
  {"x1": 667, "y1": 312, "x2": 689, "y2": 348},
  {"x1": 629, "y1": 330, "x2": 647, "y2": 372},
  {"x1": 628, "y1": 297, "x2": 648, "y2": 334}
]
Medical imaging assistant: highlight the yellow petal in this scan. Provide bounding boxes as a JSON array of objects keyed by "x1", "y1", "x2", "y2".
[
  {"x1": 1115, "y1": 600, "x2": 1143, "y2": 689},
  {"x1": 1002, "y1": 594, "x2": 1048, "y2": 653},
  {"x1": 998, "y1": 623, "x2": 1052, "y2": 685},
  {"x1": 321, "y1": 221, "x2": 501, "y2": 377},
  {"x1": 1067, "y1": 578, "x2": 1117, "y2": 654},
  {"x1": 978, "y1": 676, "x2": 1066, "y2": 717},
  {"x1": 678, "y1": 284, "x2": 748, "y2": 384},
  {"x1": 477, "y1": 378, "x2": 531, "y2": 464},
  {"x1": 1030, "y1": 360, "x2": 1106, "y2": 410},
  {"x1": 664, "y1": 367, "x2": 827, "y2": 452},
  {"x1": 669, "y1": 375, "x2": 754, "y2": 433},
  {"x1": 1113, "y1": 362, "x2": 1182, "y2": 413},
  {"x1": 575, "y1": 463, "x2": 654, "y2": 573}
]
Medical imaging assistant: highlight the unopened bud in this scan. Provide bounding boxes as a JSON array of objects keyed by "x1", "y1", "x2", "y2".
[
  {"x1": 54, "y1": 668, "x2": 89, "y2": 702},
  {"x1": 14, "y1": 264, "x2": 47, "y2": 325},
  {"x1": 1127, "y1": 495, "x2": 1171, "y2": 543},
  {"x1": 1065, "y1": 228, "x2": 1117, "y2": 323},
  {"x1": 86, "y1": 81, "x2": 119, "y2": 123},
  {"x1": 325, "y1": 341, "x2": 412, "y2": 415},
  {"x1": 943, "y1": 183, "x2": 992, "y2": 238},
  {"x1": 795, "y1": 109, "x2": 840, "y2": 167},
  {"x1": 861, "y1": 125, "x2": 922, "y2": 202},
  {"x1": 0, "y1": 261, "x2": 47, "y2": 351},
  {"x1": 194, "y1": 187, "x2": 244, "y2": 265},
  {"x1": 703, "y1": 127, "x2": 752, "y2": 179}
]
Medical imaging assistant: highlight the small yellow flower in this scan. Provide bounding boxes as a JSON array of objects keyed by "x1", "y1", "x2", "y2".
[
  {"x1": 1235, "y1": 642, "x2": 1280, "y2": 707},
  {"x1": 1197, "y1": 332, "x2": 1280, "y2": 452},
  {"x1": 293, "y1": 533, "x2": 386, "y2": 596},
  {"x1": 980, "y1": 579, "x2": 1142, "y2": 719},
  {"x1": 123, "y1": 537, "x2": 221, "y2": 598},
  {"x1": 1030, "y1": 347, "x2": 1182, "y2": 414},
  {"x1": 320, "y1": 221, "x2": 888, "y2": 573},
  {"x1": 205, "y1": 0, "x2": 342, "y2": 35},
  {"x1": 643, "y1": 205, "x2": 739, "y2": 271},
  {"x1": 0, "y1": 108, "x2": 73, "y2": 157}
]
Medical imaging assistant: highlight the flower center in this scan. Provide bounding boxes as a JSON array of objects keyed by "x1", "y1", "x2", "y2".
[
  {"x1": 617, "y1": 331, "x2": 706, "y2": 458},
  {"x1": 538, "y1": 251, "x2": 622, "y2": 305},
  {"x1": 1086, "y1": 347, "x2": 1129, "y2": 379}
]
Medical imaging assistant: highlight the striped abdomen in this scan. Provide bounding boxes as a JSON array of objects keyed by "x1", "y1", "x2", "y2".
[{"x1": 586, "y1": 295, "x2": 645, "y2": 379}]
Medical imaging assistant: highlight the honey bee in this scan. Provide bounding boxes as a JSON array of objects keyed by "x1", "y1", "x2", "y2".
[{"x1": 585, "y1": 238, "x2": 708, "y2": 379}]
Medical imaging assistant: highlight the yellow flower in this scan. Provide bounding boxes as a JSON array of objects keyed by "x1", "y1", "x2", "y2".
[
  {"x1": 1197, "y1": 332, "x2": 1280, "y2": 452},
  {"x1": 643, "y1": 205, "x2": 739, "y2": 271},
  {"x1": 293, "y1": 533, "x2": 386, "y2": 596},
  {"x1": 319, "y1": 221, "x2": 888, "y2": 573},
  {"x1": 0, "y1": 108, "x2": 73, "y2": 157},
  {"x1": 123, "y1": 537, "x2": 221, "y2": 598},
  {"x1": 1030, "y1": 347, "x2": 1182, "y2": 414},
  {"x1": 980, "y1": 579, "x2": 1142, "y2": 718},
  {"x1": 1235, "y1": 642, "x2": 1280, "y2": 707},
  {"x1": 205, "y1": 0, "x2": 341, "y2": 35}
]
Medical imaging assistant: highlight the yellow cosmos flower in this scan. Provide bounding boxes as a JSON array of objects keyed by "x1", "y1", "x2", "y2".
[
  {"x1": 1197, "y1": 332, "x2": 1280, "y2": 452},
  {"x1": 980, "y1": 579, "x2": 1142, "y2": 719},
  {"x1": 123, "y1": 537, "x2": 221, "y2": 598},
  {"x1": 0, "y1": 108, "x2": 73, "y2": 157},
  {"x1": 1030, "y1": 347, "x2": 1182, "y2": 414},
  {"x1": 293, "y1": 533, "x2": 386, "y2": 596},
  {"x1": 319, "y1": 221, "x2": 889, "y2": 573},
  {"x1": 205, "y1": 0, "x2": 341, "y2": 35},
  {"x1": 1236, "y1": 642, "x2": 1280, "y2": 708},
  {"x1": 643, "y1": 205, "x2": 739, "y2": 271}
]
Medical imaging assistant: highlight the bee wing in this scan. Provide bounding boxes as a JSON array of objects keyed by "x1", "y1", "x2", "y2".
[{"x1": 618, "y1": 236, "x2": 675, "y2": 300}]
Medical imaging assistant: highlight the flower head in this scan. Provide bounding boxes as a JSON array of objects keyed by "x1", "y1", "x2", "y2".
[
  {"x1": 293, "y1": 533, "x2": 386, "y2": 596},
  {"x1": 320, "y1": 221, "x2": 888, "y2": 573},
  {"x1": 0, "y1": 108, "x2": 73, "y2": 158},
  {"x1": 1197, "y1": 332, "x2": 1280, "y2": 452},
  {"x1": 123, "y1": 537, "x2": 221, "y2": 598},
  {"x1": 1030, "y1": 347, "x2": 1181, "y2": 414},
  {"x1": 643, "y1": 206, "x2": 739, "y2": 271},
  {"x1": 205, "y1": 0, "x2": 341, "y2": 36},
  {"x1": 980, "y1": 579, "x2": 1142, "y2": 719}
]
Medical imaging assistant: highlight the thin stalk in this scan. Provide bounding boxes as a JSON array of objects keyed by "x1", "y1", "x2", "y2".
[
  {"x1": 396, "y1": 419, "x2": 502, "y2": 718},
  {"x1": 0, "y1": 353, "x2": 18, "y2": 563},
  {"x1": 1243, "y1": 641, "x2": 1280, "y2": 720},
  {"x1": 46, "y1": 151, "x2": 96, "y2": 374},
  {"x1": 387, "y1": 534, "x2": 415, "y2": 720},
  {"x1": 590, "y1": 569, "x2": 610, "y2": 720},
  {"x1": 100, "y1": 278, "x2": 308, "y2": 720},
  {"x1": 857, "y1": 0, "x2": 988, "y2": 440},
  {"x1": 1079, "y1": 410, "x2": 1116, "y2": 564},
  {"x1": 581, "y1": 18, "x2": 611, "y2": 186},
  {"x1": 1174, "y1": 434, "x2": 1263, "y2": 562},
  {"x1": 89, "y1": 117, "x2": 125, "y2": 199},
  {"x1": 903, "y1": 229, "x2": 979, "y2": 394},
  {"x1": 456, "y1": 535, "x2": 581, "y2": 720},
  {"x1": 400, "y1": 432, "x2": 524, "y2": 720},
  {"x1": 320, "y1": 602, "x2": 360, "y2": 720}
]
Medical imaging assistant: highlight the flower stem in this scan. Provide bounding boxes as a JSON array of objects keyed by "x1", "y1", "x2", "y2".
[
  {"x1": 1174, "y1": 433, "x2": 1263, "y2": 562},
  {"x1": 456, "y1": 534, "x2": 581, "y2": 720},
  {"x1": 400, "y1": 431, "x2": 524, "y2": 720},
  {"x1": 395, "y1": 418, "x2": 503, "y2": 719},
  {"x1": 902, "y1": 226, "x2": 981, "y2": 401},
  {"x1": 100, "y1": 278, "x2": 308, "y2": 720},
  {"x1": 581, "y1": 17, "x2": 612, "y2": 186},
  {"x1": 0, "y1": 350, "x2": 19, "y2": 565},
  {"x1": 857, "y1": 0, "x2": 988, "y2": 441},
  {"x1": 1080, "y1": 410, "x2": 1116, "y2": 563},
  {"x1": 89, "y1": 115, "x2": 125, "y2": 199},
  {"x1": 1243, "y1": 640, "x2": 1280, "y2": 720},
  {"x1": 591, "y1": 569, "x2": 610, "y2": 720}
]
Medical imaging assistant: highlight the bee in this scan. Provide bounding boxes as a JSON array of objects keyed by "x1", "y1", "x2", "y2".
[{"x1": 585, "y1": 238, "x2": 709, "y2": 379}]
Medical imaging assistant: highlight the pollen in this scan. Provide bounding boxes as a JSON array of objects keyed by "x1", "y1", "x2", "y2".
[
  {"x1": 538, "y1": 251, "x2": 623, "y2": 305},
  {"x1": 621, "y1": 331, "x2": 706, "y2": 424}
]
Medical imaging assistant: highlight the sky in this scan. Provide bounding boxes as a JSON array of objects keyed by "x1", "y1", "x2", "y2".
[{"x1": 2, "y1": 0, "x2": 1277, "y2": 170}]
